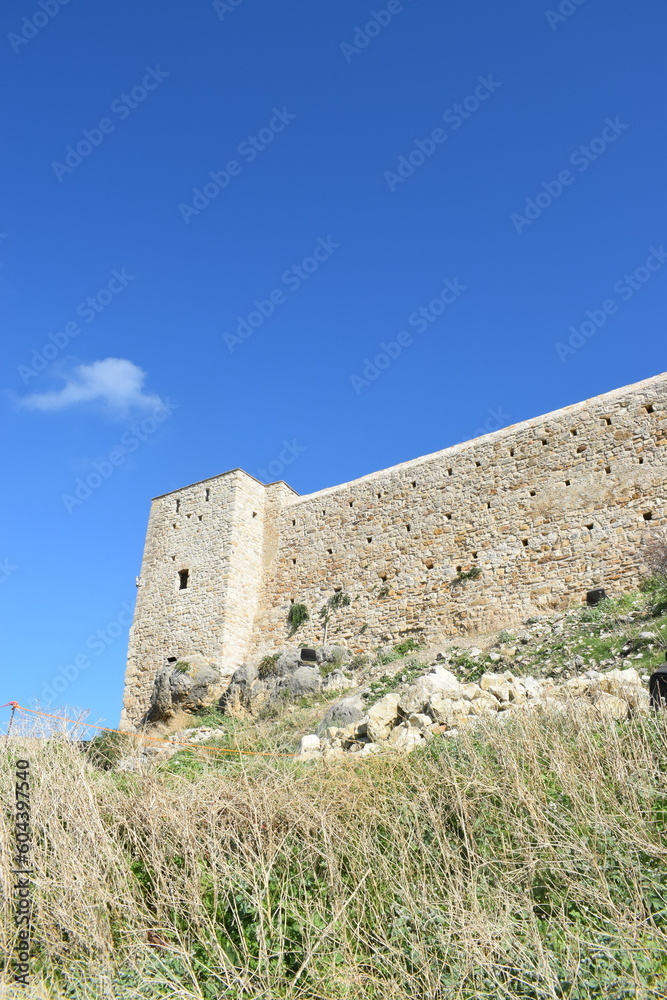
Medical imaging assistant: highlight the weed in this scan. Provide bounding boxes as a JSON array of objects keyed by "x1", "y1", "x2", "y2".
[{"x1": 287, "y1": 602, "x2": 310, "y2": 636}]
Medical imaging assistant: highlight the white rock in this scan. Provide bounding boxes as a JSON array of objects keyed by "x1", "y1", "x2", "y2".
[
  {"x1": 366, "y1": 693, "x2": 401, "y2": 742},
  {"x1": 594, "y1": 692, "x2": 629, "y2": 721},
  {"x1": 299, "y1": 734, "x2": 321, "y2": 753},
  {"x1": 488, "y1": 651, "x2": 502, "y2": 663}
]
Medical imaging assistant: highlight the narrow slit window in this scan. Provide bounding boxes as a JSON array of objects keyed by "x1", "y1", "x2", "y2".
[
  {"x1": 205, "y1": 489, "x2": 210, "y2": 501},
  {"x1": 639, "y1": 457, "x2": 644, "y2": 464},
  {"x1": 175, "y1": 499, "x2": 180, "y2": 512},
  {"x1": 178, "y1": 570, "x2": 189, "y2": 590}
]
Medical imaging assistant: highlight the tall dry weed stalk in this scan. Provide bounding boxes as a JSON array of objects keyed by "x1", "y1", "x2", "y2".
[{"x1": 2, "y1": 708, "x2": 667, "y2": 998}]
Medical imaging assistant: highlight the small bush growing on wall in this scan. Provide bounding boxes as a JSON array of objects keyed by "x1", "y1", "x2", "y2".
[
  {"x1": 452, "y1": 566, "x2": 482, "y2": 586},
  {"x1": 287, "y1": 603, "x2": 309, "y2": 636},
  {"x1": 319, "y1": 591, "x2": 351, "y2": 643}
]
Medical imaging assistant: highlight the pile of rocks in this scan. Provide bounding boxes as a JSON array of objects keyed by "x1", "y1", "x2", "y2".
[
  {"x1": 221, "y1": 645, "x2": 351, "y2": 718},
  {"x1": 297, "y1": 664, "x2": 650, "y2": 760}
]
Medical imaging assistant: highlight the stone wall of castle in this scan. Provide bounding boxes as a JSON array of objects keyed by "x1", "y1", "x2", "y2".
[{"x1": 122, "y1": 373, "x2": 667, "y2": 728}]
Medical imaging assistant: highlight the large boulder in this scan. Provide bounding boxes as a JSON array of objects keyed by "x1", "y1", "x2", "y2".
[
  {"x1": 146, "y1": 657, "x2": 225, "y2": 722},
  {"x1": 317, "y1": 695, "x2": 366, "y2": 735},
  {"x1": 274, "y1": 666, "x2": 321, "y2": 700},
  {"x1": 398, "y1": 666, "x2": 461, "y2": 716}
]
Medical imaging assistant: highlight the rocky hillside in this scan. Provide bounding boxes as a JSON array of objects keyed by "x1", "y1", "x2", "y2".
[{"x1": 121, "y1": 581, "x2": 667, "y2": 770}]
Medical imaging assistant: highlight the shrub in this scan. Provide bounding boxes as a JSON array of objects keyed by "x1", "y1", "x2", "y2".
[
  {"x1": 287, "y1": 603, "x2": 309, "y2": 636},
  {"x1": 643, "y1": 530, "x2": 667, "y2": 579},
  {"x1": 258, "y1": 653, "x2": 281, "y2": 679},
  {"x1": 452, "y1": 566, "x2": 482, "y2": 586},
  {"x1": 393, "y1": 638, "x2": 423, "y2": 656}
]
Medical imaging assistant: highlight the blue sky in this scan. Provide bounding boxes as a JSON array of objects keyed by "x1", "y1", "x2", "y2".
[{"x1": 1, "y1": 0, "x2": 665, "y2": 728}]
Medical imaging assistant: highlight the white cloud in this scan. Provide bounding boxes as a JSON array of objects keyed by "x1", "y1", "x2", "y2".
[{"x1": 20, "y1": 358, "x2": 163, "y2": 415}]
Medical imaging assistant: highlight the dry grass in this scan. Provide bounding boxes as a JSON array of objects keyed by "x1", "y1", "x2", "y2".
[{"x1": 2, "y1": 708, "x2": 667, "y2": 999}]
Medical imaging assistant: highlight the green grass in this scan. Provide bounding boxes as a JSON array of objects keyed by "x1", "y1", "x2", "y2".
[{"x1": 4, "y1": 709, "x2": 667, "y2": 998}]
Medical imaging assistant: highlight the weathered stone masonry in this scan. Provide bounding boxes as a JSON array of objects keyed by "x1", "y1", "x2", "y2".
[{"x1": 121, "y1": 373, "x2": 667, "y2": 728}]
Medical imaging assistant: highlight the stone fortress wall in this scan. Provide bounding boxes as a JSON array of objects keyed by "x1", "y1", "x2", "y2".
[{"x1": 121, "y1": 373, "x2": 667, "y2": 728}]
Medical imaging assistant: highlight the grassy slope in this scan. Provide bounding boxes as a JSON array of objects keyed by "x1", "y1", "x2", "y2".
[{"x1": 2, "y1": 583, "x2": 667, "y2": 999}]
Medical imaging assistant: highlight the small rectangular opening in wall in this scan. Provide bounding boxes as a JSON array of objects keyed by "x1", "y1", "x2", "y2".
[
  {"x1": 605, "y1": 466, "x2": 612, "y2": 474},
  {"x1": 639, "y1": 457, "x2": 644, "y2": 464},
  {"x1": 367, "y1": 537, "x2": 372, "y2": 543},
  {"x1": 178, "y1": 570, "x2": 189, "y2": 590},
  {"x1": 252, "y1": 511, "x2": 257, "y2": 518},
  {"x1": 586, "y1": 524, "x2": 593, "y2": 531},
  {"x1": 445, "y1": 513, "x2": 452, "y2": 520},
  {"x1": 570, "y1": 428, "x2": 578, "y2": 436},
  {"x1": 377, "y1": 492, "x2": 381, "y2": 499},
  {"x1": 542, "y1": 439, "x2": 548, "y2": 446},
  {"x1": 411, "y1": 480, "x2": 417, "y2": 488},
  {"x1": 205, "y1": 489, "x2": 210, "y2": 501},
  {"x1": 456, "y1": 565, "x2": 462, "y2": 573},
  {"x1": 172, "y1": 523, "x2": 178, "y2": 529},
  {"x1": 292, "y1": 519, "x2": 296, "y2": 526},
  {"x1": 472, "y1": 551, "x2": 478, "y2": 559},
  {"x1": 349, "y1": 501, "x2": 354, "y2": 507},
  {"x1": 486, "y1": 502, "x2": 491, "y2": 509},
  {"x1": 475, "y1": 461, "x2": 481, "y2": 467},
  {"x1": 605, "y1": 417, "x2": 612, "y2": 425},
  {"x1": 644, "y1": 511, "x2": 653, "y2": 521},
  {"x1": 406, "y1": 524, "x2": 411, "y2": 531},
  {"x1": 175, "y1": 499, "x2": 180, "y2": 512},
  {"x1": 327, "y1": 548, "x2": 333, "y2": 554},
  {"x1": 645, "y1": 404, "x2": 655, "y2": 413},
  {"x1": 292, "y1": 558, "x2": 297, "y2": 565},
  {"x1": 530, "y1": 490, "x2": 536, "y2": 497},
  {"x1": 522, "y1": 539, "x2": 528, "y2": 547},
  {"x1": 447, "y1": 468, "x2": 453, "y2": 476},
  {"x1": 565, "y1": 480, "x2": 571, "y2": 486},
  {"x1": 198, "y1": 515, "x2": 203, "y2": 521},
  {"x1": 509, "y1": 448, "x2": 514, "y2": 457}
]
